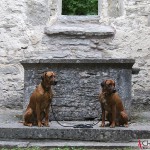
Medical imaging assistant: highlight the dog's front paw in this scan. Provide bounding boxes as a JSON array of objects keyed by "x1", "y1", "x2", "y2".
[
  {"x1": 23, "y1": 122, "x2": 32, "y2": 127},
  {"x1": 100, "y1": 122, "x2": 105, "y2": 127},
  {"x1": 110, "y1": 123, "x2": 115, "y2": 128},
  {"x1": 44, "y1": 121, "x2": 50, "y2": 127},
  {"x1": 38, "y1": 122, "x2": 43, "y2": 127},
  {"x1": 124, "y1": 123, "x2": 128, "y2": 128}
]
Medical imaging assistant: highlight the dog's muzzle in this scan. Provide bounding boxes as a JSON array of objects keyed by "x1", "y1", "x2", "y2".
[
  {"x1": 53, "y1": 81, "x2": 58, "y2": 85},
  {"x1": 113, "y1": 88, "x2": 116, "y2": 93}
]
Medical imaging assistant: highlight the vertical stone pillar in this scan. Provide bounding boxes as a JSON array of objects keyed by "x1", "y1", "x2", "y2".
[
  {"x1": 148, "y1": 14, "x2": 150, "y2": 26},
  {"x1": 107, "y1": 0, "x2": 123, "y2": 17}
]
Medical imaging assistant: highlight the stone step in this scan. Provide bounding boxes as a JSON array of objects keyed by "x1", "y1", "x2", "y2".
[
  {"x1": 0, "y1": 139, "x2": 139, "y2": 149},
  {"x1": 0, "y1": 121, "x2": 150, "y2": 142}
]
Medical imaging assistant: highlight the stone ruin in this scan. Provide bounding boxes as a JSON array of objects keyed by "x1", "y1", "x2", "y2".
[
  {"x1": 0, "y1": 0, "x2": 150, "y2": 148},
  {"x1": 21, "y1": 10, "x2": 135, "y2": 120}
]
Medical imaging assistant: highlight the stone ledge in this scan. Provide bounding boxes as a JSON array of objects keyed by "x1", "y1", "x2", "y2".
[
  {"x1": 21, "y1": 58, "x2": 135, "y2": 64},
  {"x1": 0, "y1": 140, "x2": 139, "y2": 148},
  {"x1": 44, "y1": 24, "x2": 115, "y2": 37},
  {"x1": 0, "y1": 122, "x2": 150, "y2": 142},
  {"x1": 57, "y1": 15, "x2": 101, "y2": 24}
]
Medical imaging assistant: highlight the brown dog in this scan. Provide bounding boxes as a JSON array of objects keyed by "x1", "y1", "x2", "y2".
[
  {"x1": 99, "y1": 79, "x2": 128, "y2": 128},
  {"x1": 23, "y1": 71, "x2": 57, "y2": 127}
]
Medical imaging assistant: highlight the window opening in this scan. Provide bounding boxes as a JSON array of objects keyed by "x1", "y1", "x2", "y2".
[{"x1": 62, "y1": 0, "x2": 98, "y2": 15}]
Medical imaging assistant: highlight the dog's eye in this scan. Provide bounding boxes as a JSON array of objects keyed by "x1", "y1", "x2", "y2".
[
  {"x1": 108, "y1": 84, "x2": 112, "y2": 87},
  {"x1": 48, "y1": 76, "x2": 52, "y2": 79}
]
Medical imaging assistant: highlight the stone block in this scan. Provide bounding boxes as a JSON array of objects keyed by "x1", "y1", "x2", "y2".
[
  {"x1": 21, "y1": 58, "x2": 134, "y2": 121},
  {"x1": 148, "y1": 14, "x2": 150, "y2": 26}
]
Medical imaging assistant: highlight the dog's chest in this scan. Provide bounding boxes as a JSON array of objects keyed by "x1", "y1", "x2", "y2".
[
  {"x1": 40, "y1": 92, "x2": 52, "y2": 108},
  {"x1": 102, "y1": 97, "x2": 112, "y2": 112}
]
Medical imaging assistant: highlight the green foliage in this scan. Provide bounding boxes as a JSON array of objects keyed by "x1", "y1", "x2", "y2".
[
  {"x1": 53, "y1": 148, "x2": 84, "y2": 150},
  {"x1": 62, "y1": 0, "x2": 98, "y2": 15},
  {"x1": 1, "y1": 147, "x2": 40, "y2": 150}
]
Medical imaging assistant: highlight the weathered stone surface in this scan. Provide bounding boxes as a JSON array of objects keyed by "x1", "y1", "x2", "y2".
[
  {"x1": 44, "y1": 24, "x2": 115, "y2": 37},
  {"x1": 0, "y1": 65, "x2": 24, "y2": 108},
  {"x1": 148, "y1": 14, "x2": 150, "y2": 26},
  {"x1": 108, "y1": 0, "x2": 123, "y2": 17},
  {"x1": 26, "y1": 0, "x2": 50, "y2": 25},
  {"x1": 57, "y1": 15, "x2": 100, "y2": 24},
  {"x1": 0, "y1": 121, "x2": 150, "y2": 142},
  {"x1": 0, "y1": 0, "x2": 150, "y2": 118},
  {"x1": 21, "y1": 58, "x2": 135, "y2": 64},
  {"x1": 131, "y1": 89, "x2": 150, "y2": 112},
  {"x1": 0, "y1": 140, "x2": 142, "y2": 148},
  {"x1": 43, "y1": 19, "x2": 115, "y2": 59},
  {"x1": 21, "y1": 58, "x2": 134, "y2": 121}
]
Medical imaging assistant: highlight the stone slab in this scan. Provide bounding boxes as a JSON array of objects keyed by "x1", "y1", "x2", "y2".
[
  {"x1": 57, "y1": 16, "x2": 100, "y2": 24},
  {"x1": 44, "y1": 24, "x2": 115, "y2": 37},
  {"x1": 0, "y1": 140, "x2": 139, "y2": 149},
  {"x1": 0, "y1": 121, "x2": 150, "y2": 142},
  {"x1": 21, "y1": 58, "x2": 135, "y2": 64},
  {"x1": 0, "y1": 141, "x2": 29, "y2": 148}
]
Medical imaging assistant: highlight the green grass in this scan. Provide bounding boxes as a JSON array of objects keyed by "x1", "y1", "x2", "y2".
[
  {"x1": 52, "y1": 148, "x2": 84, "y2": 150},
  {"x1": 0, "y1": 148, "x2": 38, "y2": 150}
]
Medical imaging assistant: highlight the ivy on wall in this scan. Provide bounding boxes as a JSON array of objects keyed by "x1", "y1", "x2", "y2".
[{"x1": 62, "y1": 0, "x2": 98, "y2": 15}]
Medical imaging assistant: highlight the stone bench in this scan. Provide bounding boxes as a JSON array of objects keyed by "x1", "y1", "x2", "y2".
[{"x1": 21, "y1": 58, "x2": 135, "y2": 121}]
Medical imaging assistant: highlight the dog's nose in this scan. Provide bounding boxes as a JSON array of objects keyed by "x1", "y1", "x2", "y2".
[
  {"x1": 113, "y1": 89, "x2": 116, "y2": 93},
  {"x1": 54, "y1": 81, "x2": 58, "y2": 85}
]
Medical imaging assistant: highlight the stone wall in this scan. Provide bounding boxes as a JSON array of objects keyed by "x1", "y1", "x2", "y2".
[{"x1": 0, "y1": 0, "x2": 150, "y2": 116}]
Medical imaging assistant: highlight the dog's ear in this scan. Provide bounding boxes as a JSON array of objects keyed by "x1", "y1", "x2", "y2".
[
  {"x1": 101, "y1": 80, "x2": 107, "y2": 87},
  {"x1": 41, "y1": 72, "x2": 47, "y2": 81}
]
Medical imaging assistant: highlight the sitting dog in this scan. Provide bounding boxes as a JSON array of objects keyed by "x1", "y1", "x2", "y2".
[
  {"x1": 23, "y1": 71, "x2": 57, "y2": 127},
  {"x1": 99, "y1": 79, "x2": 128, "y2": 128}
]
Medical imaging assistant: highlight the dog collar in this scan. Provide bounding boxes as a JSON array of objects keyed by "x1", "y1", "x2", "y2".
[
  {"x1": 41, "y1": 82, "x2": 50, "y2": 92},
  {"x1": 103, "y1": 92, "x2": 115, "y2": 97}
]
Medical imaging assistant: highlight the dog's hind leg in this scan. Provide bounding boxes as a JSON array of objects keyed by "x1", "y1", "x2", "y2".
[
  {"x1": 23, "y1": 108, "x2": 34, "y2": 127},
  {"x1": 119, "y1": 111, "x2": 128, "y2": 127}
]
